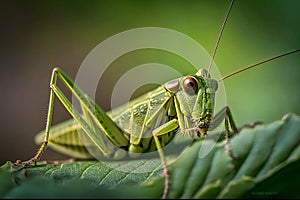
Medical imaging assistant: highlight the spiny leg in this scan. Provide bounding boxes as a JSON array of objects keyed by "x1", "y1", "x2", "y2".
[
  {"x1": 224, "y1": 106, "x2": 238, "y2": 156},
  {"x1": 15, "y1": 67, "x2": 129, "y2": 168},
  {"x1": 223, "y1": 107, "x2": 261, "y2": 157},
  {"x1": 15, "y1": 68, "x2": 57, "y2": 168},
  {"x1": 224, "y1": 114, "x2": 233, "y2": 156},
  {"x1": 211, "y1": 106, "x2": 262, "y2": 158},
  {"x1": 209, "y1": 106, "x2": 238, "y2": 157},
  {"x1": 153, "y1": 136, "x2": 170, "y2": 199},
  {"x1": 152, "y1": 119, "x2": 179, "y2": 199}
]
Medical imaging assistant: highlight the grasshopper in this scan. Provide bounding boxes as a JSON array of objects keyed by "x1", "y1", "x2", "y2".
[{"x1": 15, "y1": 0, "x2": 300, "y2": 199}]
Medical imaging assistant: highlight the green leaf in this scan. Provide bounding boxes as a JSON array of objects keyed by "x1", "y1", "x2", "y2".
[
  {"x1": 1, "y1": 160, "x2": 163, "y2": 198},
  {"x1": 1, "y1": 113, "x2": 300, "y2": 198}
]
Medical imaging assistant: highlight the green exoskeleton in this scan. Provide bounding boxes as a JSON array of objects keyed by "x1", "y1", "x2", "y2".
[{"x1": 15, "y1": 0, "x2": 300, "y2": 199}]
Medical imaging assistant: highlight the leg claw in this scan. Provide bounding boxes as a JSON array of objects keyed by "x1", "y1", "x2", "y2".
[{"x1": 14, "y1": 158, "x2": 37, "y2": 170}]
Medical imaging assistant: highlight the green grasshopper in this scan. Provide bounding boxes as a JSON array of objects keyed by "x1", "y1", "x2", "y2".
[{"x1": 15, "y1": 0, "x2": 300, "y2": 199}]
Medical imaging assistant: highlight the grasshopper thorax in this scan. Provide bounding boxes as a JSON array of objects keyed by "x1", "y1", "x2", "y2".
[{"x1": 165, "y1": 68, "x2": 218, "y2": 136}]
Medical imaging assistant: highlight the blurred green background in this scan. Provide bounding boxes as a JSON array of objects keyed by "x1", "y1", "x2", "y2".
[{"x1": 1, "y1": 0, "x2": 300, "y2": 165}]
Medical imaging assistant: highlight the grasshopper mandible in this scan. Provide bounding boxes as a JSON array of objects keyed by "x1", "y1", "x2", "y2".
[{"x1": 15, "y1": 0, "x2": 300, "y2": 199}]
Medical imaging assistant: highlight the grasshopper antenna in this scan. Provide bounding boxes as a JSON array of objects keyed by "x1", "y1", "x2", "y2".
[
  {"x1": 207, "y1": 0, "x2": 235, "y2": 75},
  {"x1": 219, "y1": 48, "x2": 300, "y2": 81}
]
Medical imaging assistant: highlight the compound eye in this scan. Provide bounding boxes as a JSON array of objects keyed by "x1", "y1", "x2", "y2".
[{"x1": 183, "y1": 77, "x2": 198, "y2": 95}]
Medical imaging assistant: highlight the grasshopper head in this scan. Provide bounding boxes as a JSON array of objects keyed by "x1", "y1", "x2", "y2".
[{"x1": 165, "y1": 68, "x2": 218, "y2": 136}]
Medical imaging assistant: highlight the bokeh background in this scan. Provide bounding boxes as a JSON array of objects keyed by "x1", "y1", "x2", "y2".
[{"x1": 1, "y1": 0, "x2": 300, "y2": 165}]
